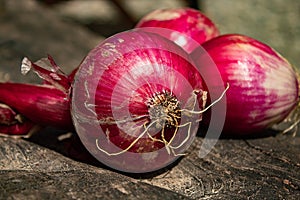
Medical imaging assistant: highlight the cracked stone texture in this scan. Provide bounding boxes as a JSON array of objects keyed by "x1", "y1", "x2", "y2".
[{"x1": 0, "y1": 0, "x2": 299, "y2": 199}]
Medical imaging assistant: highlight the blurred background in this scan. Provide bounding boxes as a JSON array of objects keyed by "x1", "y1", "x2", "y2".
[{"x1": 0, "y1": 0, "x2": 299, "y2": 82}]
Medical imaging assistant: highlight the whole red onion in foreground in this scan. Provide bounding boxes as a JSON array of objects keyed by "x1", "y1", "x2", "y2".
[
  {"x1": 191, "y1": 34, "x2": 299, "y2": 135},
  {"x1": 71, "y1": 30, "x2": 208, "y2": 173},
  {"x1": 135, "y1": 7, "x2": 219, "y2": 53}
]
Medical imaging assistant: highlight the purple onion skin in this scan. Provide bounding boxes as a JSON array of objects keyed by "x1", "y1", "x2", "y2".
[
  {"x1": 0, "y1": 103, "x2": 36, "y2": 136},
  {"x1": 72, "y1": 30, "x2": 206, "y2": 173},
  {"x1": 0, "y1": 120, "x2": 35, "y2": 137},
  {"x1": 0, "y1": 83, "x2": 73, "y2": 130},
  {"x1": 135, "y1": 8, "x2": 219, "y2": 53},
  {"x1": 0, "y1": 103, "x2": 17, "y2": 125},
  {"x1": 192, "y1": 34, "x2": 299, "y2": 135}
]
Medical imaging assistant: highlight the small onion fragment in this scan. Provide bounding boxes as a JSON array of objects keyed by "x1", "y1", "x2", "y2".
[
  {"x1": 135, "y1": 7, "x2": 219, "y2": 53},
  {"x1": 192, "y1": 34, "x2": 299, "y2": 135},
  {"x1": 0, "y1": 103, "x2": 17, "y2": 125},
  {"x1": 71, "y1": 30, "x2": 208, "y2": 173},
  {"x1": 0, "y1": 103, "x2": 36, "y2": 137}
]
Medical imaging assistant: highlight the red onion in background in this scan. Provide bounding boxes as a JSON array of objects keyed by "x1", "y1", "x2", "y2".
[
  {"x1": 191, "y1": 34, "x2": 299, "y2": 135},
  {"x1": 135, "y1": 7, "x2": 219, "y2": 53},
  {"x1": 71, "y1": 29, "x2": 208, "y2": 173}
]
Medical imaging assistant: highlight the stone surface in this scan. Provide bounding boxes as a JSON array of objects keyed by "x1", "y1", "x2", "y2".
[
  {"x1": 0, "y1": 0, "x2": 299, "y2": 199},
  {"x1": 1, "y1": 132, "x2": 299, "y2": 199},
  {"x1": 0, "y1": 138, "x2": 189, "y2": 200}
]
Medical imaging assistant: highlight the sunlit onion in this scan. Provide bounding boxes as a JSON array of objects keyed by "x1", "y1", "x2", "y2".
[
  {"x1": 191, "y1": 34, "x2": 299, "y2": 135},
  {"x1": 71, "y1": 29, "x2": 208, "y2": 173},
  {"x1": 135, "y1": 7, "x2": 219, "y2": 53}
]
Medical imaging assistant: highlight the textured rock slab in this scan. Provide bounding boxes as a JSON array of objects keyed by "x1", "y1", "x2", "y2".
[
  {"x1": 0, "y1": 134, "x2": 299, "y2": 199},
  {"x1": 141, "y1": 135, "x2": 300, "y2": 199},
  {"x1": 0, "y1": 138, "x2": 189, "y2": 200}
]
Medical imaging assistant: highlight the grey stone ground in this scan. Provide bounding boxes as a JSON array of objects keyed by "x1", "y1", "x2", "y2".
[{"x1": 0, "y1": 0, "x2": 299, "y2": 199}]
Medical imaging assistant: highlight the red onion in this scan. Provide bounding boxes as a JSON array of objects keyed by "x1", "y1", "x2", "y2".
[
  {"x1": 191, "y1": 34, "x2": 299, "y2": 135},
  {"x1": 135, "y1": 7, "x2": 219, "y2": 53},
  {"x1": 71, "y1": 30, "x2": 209, "y2": 173}
]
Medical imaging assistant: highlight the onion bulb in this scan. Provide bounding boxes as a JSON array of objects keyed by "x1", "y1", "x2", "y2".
[
  {"x1": 191, "y1": 34, "x2": 299, "y2": 135},
  {"x1": 71, "y1": 29, "x2": 209, "y2": 173},
  {"x1": 135, "y1": 7, "x2": 219, "y2": 53}
]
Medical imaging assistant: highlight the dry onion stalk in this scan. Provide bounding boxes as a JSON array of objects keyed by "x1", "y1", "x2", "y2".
[{"x1": 0, "y1": 55, "x2": 73, "y2": 137}]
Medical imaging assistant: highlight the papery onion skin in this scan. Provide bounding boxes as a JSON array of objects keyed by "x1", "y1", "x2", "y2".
[
  {"x1": 135, "y1": 7, "x2": 219, "y2": 53},
  {"x1": 72, "y1": 30, "x2": 206, "y2": 173},
  {"x1": 192, "y1": 34, "x2": 299, "y2": 135}
]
